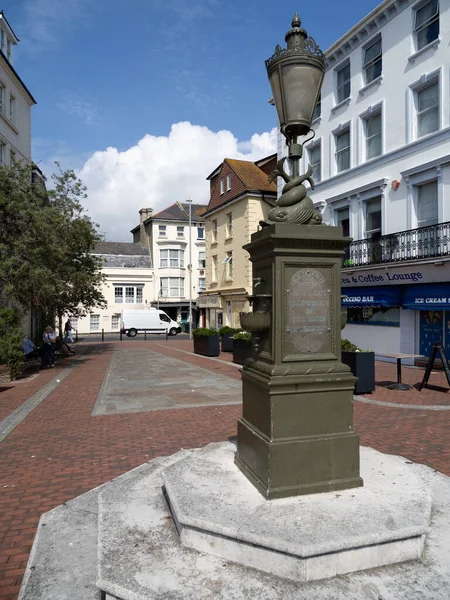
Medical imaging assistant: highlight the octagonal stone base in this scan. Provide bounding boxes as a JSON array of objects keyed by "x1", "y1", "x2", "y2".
[{"x1": 161, "y1": 443, "x2": 431, "y2": 583}]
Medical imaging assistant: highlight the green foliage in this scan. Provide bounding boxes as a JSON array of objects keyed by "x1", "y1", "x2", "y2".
[
  {"x1": 0, "y1": 162, "x2": 106, "y2": 325},
  {"x1": 218, "y1": 326, "x2": 240, "y2": 336},
  {"x1": 192, "y1": 328, "x2": 219, "y2": 338},
  {"x1": 341, "y1": 338, "x2": 359, "y2": 352},
  {"x1": 0, "y1": 307, "x2": 24, "y2": 380},
  {"x1": 233, "y1": 331, "x2": 252, "y2": 342}
]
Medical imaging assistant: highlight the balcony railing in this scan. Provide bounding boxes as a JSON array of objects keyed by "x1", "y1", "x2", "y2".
[{"x1": 343, "y1": 221, "x2": 450, "y2": 267}]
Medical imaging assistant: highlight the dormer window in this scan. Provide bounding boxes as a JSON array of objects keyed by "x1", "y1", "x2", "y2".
[
  {"x1": 220, "y1": 178, "x2": 224, "y2": 195},
  {"x1": 226, "y1": 174, "x2": 231, "y2": 191},
  {"x1": 0, "y1": 29, "x2": 5, "y2": 54},
  {"x1": 6, "y1": 39, "x2": 11, "y2": 62}
]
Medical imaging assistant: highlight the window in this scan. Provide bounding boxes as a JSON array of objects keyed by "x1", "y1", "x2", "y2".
[
  {"x1": 0, "y1": 142, "x2": 5, "y2": 165},
  {"x1": 212, "y1": 255, "x2": 218, "y2": 281},
  {"x1": 336, "y1": 62, "x2": 350, "y2": 103},
  {"x1": 364, "y1": 112, "x2": 382, "y2": 159},
  {"x1": 111, "y1": 315, "x2": 120, "y2": 330},
  {"x1": 363, "y1": 37, "x2": 382, "y2": 84},
  {"x1": 0, "y1": 82, "x2": 5, "y2": 113},
  {"x1": 9, "y1": 94, "x2": 15, "y2": 124},
  {"x1": 198, "y1": 278, "x2": 206, "y2": 292},
  {"x1": 212, "y1": 219, "x2": 218, "y2": 243},
  {"x1": 223, "y1": 252, "x2": 233, "y2": 279},
  {"x1": 198, "y1": 251, "x2": 206, "y2": 269},
  {"x1": 160, "y1": 277, "x2": 184, "y2": 297},
  {"x1": 10, "y1": 149, "x2": 16, "y2": 164},
  {"x1": 415, "y1": 0, "x2": 439, "y2": 51},
  {"x1": 220, "y1": 178, "x2": 224, "y2": 194},
  {"x1": 312, "y1": 94, "x2": 321, "y2": 121},
  {"x1": 114, "y1": 286, "x2": 143, "y2": 304},
  {"x1": 308, "y1": 143, "x2": 321, "y2": 183},
  {"x1": 226, "y1": 174, "x2": 231, "y2": 191},
  {"x1": 6, "y1": 39, "x2": 11, "y2": 62},
  {"x1": 90, "y1": 314, "x2": 100, "y2": 332},
  {"x1": 226, "y1": 213, "x2": 233, "y2": 237},
  {"x1": 336, "y1": 208, "x2": 350, "y2": 237},
  {"x1": 416, "y1": 81, "x2": 439, "y2": 138},
  {"x1": 158, "y1": 224, "x2": 166, "y2": 237},
  {"x1": 160, "y1": 249, "x2": 184, "y2": 268},
  {"x1": 0, "y1": 29, "x2": 4, "y2": 53},
  {"x1": 365, "y1": 198, "x2": 382, "y2": 240},
  {"x1": 417, "y1": 181, "x2": 438, "y2": 227},
  {"x1": 197, "y1": 227, "x2": 204, "y2": 239},
  {"x1": 177, "y1": 226, "x2": 184, "y2": 238},
  {"x1": 335, "y1": 129, "x2": 350, "y2": 173}
]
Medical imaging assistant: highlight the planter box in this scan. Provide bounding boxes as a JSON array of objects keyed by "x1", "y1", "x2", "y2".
[
  {"x1": 341, "y1": 351, "x2": 375, "y2": 394},
  {"x1": 233, "y1": 339, "x2": 253, "y2": 365},
  {"x1": 193, "y1": 335, "x2": 220, "y2": 357},
  {"x1": 221, "y1": 334, "x2": 234, "y2": 353}
]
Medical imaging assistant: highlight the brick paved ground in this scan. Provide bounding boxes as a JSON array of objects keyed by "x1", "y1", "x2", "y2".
[{"x1": 0, "y1": 339, "x2": 449, "y2": 600}]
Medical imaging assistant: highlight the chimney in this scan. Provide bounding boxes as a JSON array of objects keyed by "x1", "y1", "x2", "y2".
[{"x1": 138, "y1": 208, "x2": 153, "y2": 244}]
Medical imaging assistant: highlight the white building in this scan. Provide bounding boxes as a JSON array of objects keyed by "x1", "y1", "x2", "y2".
[
  {"x1": 277, "y1": 0, "x2": 450, "y2": 359},
  {"x1": 131, "y1": 203, "x2": 207, "y2": 328},
  {"x1": 74, "y1": 242, "x2": 154, "y2": 334},
  {"x1": 0, "y1": 12, "x2": 35, "y2": 163}
]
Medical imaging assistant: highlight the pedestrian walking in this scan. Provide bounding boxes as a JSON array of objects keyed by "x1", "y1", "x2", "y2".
[
  {"x1": 42, "y1": 325, "x2": 56, "y2": 368},
  {"x1": 64, "y1": 319, "x2": 75, "y2": 344}
]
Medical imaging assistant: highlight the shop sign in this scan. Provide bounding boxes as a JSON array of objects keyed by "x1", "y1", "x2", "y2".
[
  {"x1": 196, "y1": 295, "x2": 222, "y2": 309},
  {"x1": 341, "y1": 262, "x2": 450, "y2": 287}
]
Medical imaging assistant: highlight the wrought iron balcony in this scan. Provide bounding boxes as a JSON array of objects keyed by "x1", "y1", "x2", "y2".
[{"x1": 343, "y1": 221, "x2": 450, "y2": 268}]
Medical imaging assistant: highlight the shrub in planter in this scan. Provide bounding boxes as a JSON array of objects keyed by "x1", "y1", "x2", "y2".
[
  {"x1": 232, "y1": 331, "x2": 253, "y2": 365},
  {"x1": 341, "y1": 338, "x2": 375, "y2": 394},
  {"x1": 219, "y1": 326, "x2": 241, "y2": 352},
  {"x1": 192, "y1": 328, "x2": 220, "y2": 357}
]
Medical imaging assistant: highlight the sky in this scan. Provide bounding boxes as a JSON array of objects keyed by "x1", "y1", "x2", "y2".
[{"x1": 6, "y1": 0, "x2": 381, "y2": 241}]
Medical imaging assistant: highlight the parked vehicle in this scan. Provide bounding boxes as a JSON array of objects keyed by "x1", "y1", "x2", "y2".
[{"x1": 121, "y1": 309, "x2": 181, "y2": 337}]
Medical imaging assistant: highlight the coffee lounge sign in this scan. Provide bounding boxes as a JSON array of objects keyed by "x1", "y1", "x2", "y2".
[{"x1": 341, "y1": 262, "x2": 450, "y2": 287}]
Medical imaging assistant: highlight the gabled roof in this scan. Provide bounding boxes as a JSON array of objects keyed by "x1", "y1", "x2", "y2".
[
  {"x1": 151, "y1": 201, "x2": 207, "y2": 223},
  {"x1": 0, "y1": 11, "x2": 20, "y2": 43},
  {"x1": 205, "y1": 154, "x2": 277, "y2": 214}
]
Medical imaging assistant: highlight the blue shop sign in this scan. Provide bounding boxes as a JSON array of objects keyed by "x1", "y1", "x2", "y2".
[
  {"x1": 341, "y1": 286, "x2": 402, "y2": 307},
  {"x1": 402, "y1": 284, "x2": 450, "y2": 310}
]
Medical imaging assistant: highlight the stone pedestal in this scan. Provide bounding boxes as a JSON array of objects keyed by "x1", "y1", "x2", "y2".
[{"x1": 236, "y1": 223, "x2": 362, "y2": 499}]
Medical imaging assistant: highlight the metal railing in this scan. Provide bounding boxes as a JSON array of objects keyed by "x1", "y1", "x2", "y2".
[{"x1": 343, "y1": 221, "x2": 450, "y2": 267}]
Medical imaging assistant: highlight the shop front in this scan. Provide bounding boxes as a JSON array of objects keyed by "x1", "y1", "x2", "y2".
[
  {"x1": 402, "y1": 284, "x2": 450, "y2": 357},
  {"x1": 341, "y1": 261, "x2": 450, "y2": 357}
]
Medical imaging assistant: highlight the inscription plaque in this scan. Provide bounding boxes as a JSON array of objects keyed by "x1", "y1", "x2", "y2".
[{"x1": 287, "y1": 268, "x2": 331, "y2": 354}]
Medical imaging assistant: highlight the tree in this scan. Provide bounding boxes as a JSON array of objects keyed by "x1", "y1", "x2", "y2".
[{"x1": 0, "y1": 162, "x2": 106, "y2": 337}]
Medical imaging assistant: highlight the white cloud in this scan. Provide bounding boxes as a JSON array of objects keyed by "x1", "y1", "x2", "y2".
[{"x1": 73, "y1": 121, "x2": 277, "y2": 241}]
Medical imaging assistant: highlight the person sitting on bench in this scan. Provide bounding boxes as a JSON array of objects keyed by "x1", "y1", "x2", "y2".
[{"x1": 22, "y1": 336, "x2": 40, "y2": 360}]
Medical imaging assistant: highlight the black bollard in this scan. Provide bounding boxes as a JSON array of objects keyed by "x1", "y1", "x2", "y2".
[{"x1": 102, "y1": 328, "x2": 104, "y2": 342}]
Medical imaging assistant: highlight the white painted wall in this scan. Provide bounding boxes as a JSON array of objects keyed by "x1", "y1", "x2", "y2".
[{"x1": 343, "y1": 323, "x2": 401, "y2": 356}]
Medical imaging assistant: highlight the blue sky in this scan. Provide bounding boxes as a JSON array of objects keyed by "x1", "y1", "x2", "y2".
[{"x1": 6, "y1": 0, "x2": 382, "y2": 240}]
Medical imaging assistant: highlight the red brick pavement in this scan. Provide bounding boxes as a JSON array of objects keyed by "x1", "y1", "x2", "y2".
[{"x1": 0, "y1": 340, "x2": 449, "y2": 600}]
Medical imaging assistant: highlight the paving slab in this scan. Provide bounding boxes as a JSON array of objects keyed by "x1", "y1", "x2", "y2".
[{"x1": 92, "y1": 348, "x2": 242, "y2": 415}]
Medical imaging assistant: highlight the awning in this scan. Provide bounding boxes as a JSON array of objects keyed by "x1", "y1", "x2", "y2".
[
  {"x1": 402, "y1": 284, "x2": 450, "y2": 310},
  {"x1": 341, "y1": 286, "x2": 402, "y2": 307}
]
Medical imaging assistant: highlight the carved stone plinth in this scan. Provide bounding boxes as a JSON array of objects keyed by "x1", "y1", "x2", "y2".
[{"x1": 236, "y1": 223, "x2": 362, "y2": 499}]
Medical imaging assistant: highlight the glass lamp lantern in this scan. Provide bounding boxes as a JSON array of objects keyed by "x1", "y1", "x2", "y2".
[{"x1": 266, "y1": 14, "x2": 325, "y2": 149}]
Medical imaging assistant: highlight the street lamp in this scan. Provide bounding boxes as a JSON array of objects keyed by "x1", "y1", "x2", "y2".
[
  {"x1": 263, "y1": 13, "x2": 325, "y2": 225},
  {"x1": 186, "y1": 199, "x2": 193, "y2": 340}
]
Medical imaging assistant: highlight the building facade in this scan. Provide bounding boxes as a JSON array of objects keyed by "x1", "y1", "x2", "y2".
[
  {"x1": 277, "y1": 0, "x2": 449, "y2": 358},
  {"x1": 131, "y1": 203, "x2": 207, "y2": 328},
  {"x1": 200, "y1": 155, "x2": 277, "y2": 329},
  {"x1": 0, "y1": 12, "x2": 35, "y2": 163},
  {"x1": 74, "y1": 242, "x2": 154, "y2": 334}
]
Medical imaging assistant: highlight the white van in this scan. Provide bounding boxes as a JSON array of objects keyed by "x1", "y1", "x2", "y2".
[{"x1": 121, "y1": 309, "x2": 181, "y2": 337}]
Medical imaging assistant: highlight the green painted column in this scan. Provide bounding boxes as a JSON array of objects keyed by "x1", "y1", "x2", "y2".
[{"x1": 235, "y1": 223, "x2": 363, "y2": 499}]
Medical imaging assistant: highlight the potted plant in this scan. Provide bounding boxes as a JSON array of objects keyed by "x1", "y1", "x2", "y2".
[
  {"x1": 341, "y1": 338, "x2": 375, "y2": 394},
  {"x1": 219, "y1": 326, "x2": 240, "y2": 352},
  {"x1": 232, "y1": 331, "x2": 253, "y2": 365},
  {"x1": 192, "y1": 328, "x2": 220, "y2": 357}
]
